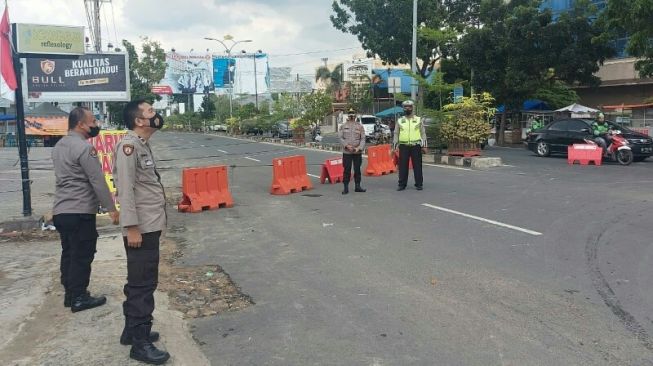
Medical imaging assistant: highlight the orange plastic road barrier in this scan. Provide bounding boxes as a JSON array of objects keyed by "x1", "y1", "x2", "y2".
[
  {"x1": 178, "y1": 165, "x2": 234, "y2": 212},
  {"x1": 320, "y1": 157, "x2": 344, "y2": 184},
  {"x1": 270, "y1": 155, "x2": 313, "y2": 195},
  {"x1": 393, "y1": 149, "x2": 413, "y2": 170},
  {"x1": 365, "y1": 144, "x2": 396, "y2": 176},
  {"x1": 567, "y1": 144, "x2": 602, "y2": 166}
]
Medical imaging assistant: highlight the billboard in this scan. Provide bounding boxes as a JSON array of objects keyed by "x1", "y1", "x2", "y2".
[
  {"x1": 89, "y1": 130, "x2": 128, "y2": 211},
  {"x1": 213, "y1": 54, "x2": 269, "y2": 96},
  {"x1": 16, "y1": 23, "x2": 85, "y2": 55},
  {"x1": 24, "y1": 53, "x2": 130, "y2": 102},
  {"x1": 343, "y1": 59, "x2": 373, "y2": 82},
  {"x1": 160, "y1": 52, "x2": 214, "y2": 94}
]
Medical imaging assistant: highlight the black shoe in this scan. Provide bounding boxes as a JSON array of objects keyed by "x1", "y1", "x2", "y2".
[
  {"x1": 130, "y1": 342, "x2": 170, "y2": 365},
  {"x1": 342, "y1": 185, "x2": 349, "y2": 195},
  {"x1": 416, "y1": 186, "x2": 423, "y2": 191},
  {"x1": 64, "y1": 290, "x2": 90, "y2": 307},
  {"x1": 354, "y1": 185, "x2": 366, "y2": 193},
  {"x1": 397, "y1": 186, "x2": 406, "y2": 191},
  {"x1": 70, "y1": 293, "x2": 106, "y2": 313}
]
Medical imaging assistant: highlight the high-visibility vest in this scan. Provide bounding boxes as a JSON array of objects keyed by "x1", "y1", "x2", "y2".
[{"x1": 398, "y1": 116, "x2": 422, "y2": 144}]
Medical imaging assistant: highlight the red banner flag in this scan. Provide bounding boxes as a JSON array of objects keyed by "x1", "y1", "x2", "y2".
[{"x1": 0, "y1": 5, "x2": 16, "y2": 102}]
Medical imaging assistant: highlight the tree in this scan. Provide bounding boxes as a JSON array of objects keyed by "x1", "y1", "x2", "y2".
[
  {"x1": 458, "y1": 0, "x2": 611, "y2": 145},
  {"x1": 273, "y1": 93, "x2": 302, "y2": 119},
  {"x1": 532, "y1": 81, "x2": 579, "y2": 110},
  {"x1": 602, "y1": 0, "x2": 653, "y2": 77},
  {"x1": 299, "y1": 91, "x2": 333, "y2": 129},
  {"x1": 107, "y1": 38, "x2": 166, "y2": 125},
  {"x1": 200, "y1": 94, "x2": 217, "y2": 119},
  {"x1": 315, "y1": 63, "x2": 344, "y2": 92},
  {"x1": 331, "y1": 0, "x2": 458, "y2": 77}
]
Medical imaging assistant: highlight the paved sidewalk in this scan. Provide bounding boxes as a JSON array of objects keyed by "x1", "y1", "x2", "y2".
[{"x1": 0, "y1": 230, "x2": 209, "y2": 366}]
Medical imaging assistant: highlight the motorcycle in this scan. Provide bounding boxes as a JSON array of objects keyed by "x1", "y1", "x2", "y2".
[{"x1": 585, "y1": 129, "x2": 633, "y2": 165}]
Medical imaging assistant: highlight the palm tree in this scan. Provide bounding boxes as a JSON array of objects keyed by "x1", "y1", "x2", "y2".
[{"x1": 315, "y1": 64, "x2": 344, "y2": 92}]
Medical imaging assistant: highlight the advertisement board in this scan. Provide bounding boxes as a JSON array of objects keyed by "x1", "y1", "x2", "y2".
[
  {"x1": 16, "y1": 23, "x2": 85, "y2": 55},
  {"x1": 213, "y1": 54, "x2": 269, "y2": 96},
  {"x1": 160, "y1": 52, "x2": 214, "y2": 94},
  {"x1": 24, "y1": 53, "x2": 130, "y2": 102},
  {"x1": 343, "y1": 59, "x2": 373, "y2": 82}
]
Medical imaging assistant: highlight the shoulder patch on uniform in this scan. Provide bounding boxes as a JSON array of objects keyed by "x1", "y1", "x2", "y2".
[
  {"x1": 89, "y1": 147, "x2": 98, "y2": 158},
  {"x1": 122, "y1": 144, "x2": 134, "y2": 156}
]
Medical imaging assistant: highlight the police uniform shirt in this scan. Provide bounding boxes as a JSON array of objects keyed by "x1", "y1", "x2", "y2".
[
  {"x1": 338, "y1": 121, "x2": 366, "y2": 154},
  {"x1": 113, "y1": 131, "x2": 166, "y2": 236},
  {"x1": 52, "y1": 130, "x2": 116, "y2": 215}
]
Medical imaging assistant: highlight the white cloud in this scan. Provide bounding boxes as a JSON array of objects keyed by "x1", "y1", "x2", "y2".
[{"x1": 9, "y1": 0, "x2": 363, "y2": 74}]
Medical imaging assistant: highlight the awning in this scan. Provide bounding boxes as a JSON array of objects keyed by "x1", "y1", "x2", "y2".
[
  {"x1": 497, "y1": 99, "x2": 551, "y2": 113},
  {"x1": 375, "y1": 106, "x2": 404, "y2": 118},
  {"x1": 555, "y1": 103, "x2": 599, "y2": 113}
]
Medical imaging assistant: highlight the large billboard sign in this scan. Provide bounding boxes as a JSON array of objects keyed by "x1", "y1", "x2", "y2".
[
  {"x1": 343, "y1": 59, "x2": 373, "y2": 82},
  {"x1": 213, "y1": 54, "x2": 269, "y2": 96},
  {"x1": 16, "y1": 23, "x2": 85, "y2": 55},
  {"x1": 160, "y1": 52, "x2": 214, "y2": 94},
  {"x1": 24, "y1": 53, "x2": 130, "y2": 102}
]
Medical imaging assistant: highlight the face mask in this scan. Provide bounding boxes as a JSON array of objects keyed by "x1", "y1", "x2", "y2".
[
  {"x1": 145, "y1": 113, "x2": 165, "y2": 129},
  {"x1": 88, "y1": 125, "x2": 100, "y2": 138},
  {"x1": 404, "y1": 108, "x2": 413, "y2": 115}
]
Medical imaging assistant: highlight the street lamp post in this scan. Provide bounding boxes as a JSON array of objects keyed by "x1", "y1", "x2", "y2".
[
  {"x1": 204, "y1": 36, "x2": 253, "y2": 117},
  {"x1": 411, "y1": 0, "x2": 418, "y2": 102}
]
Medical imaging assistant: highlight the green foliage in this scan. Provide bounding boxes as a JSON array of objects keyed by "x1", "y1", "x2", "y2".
[
  {"x1": 440, "y1": 93, "x2": 494, "y2": 144},
  {"x1": 315, "y1": 64, "x2": 344, "y2": 92},
  {"x1": 532, "y1": 81, "x2": 579, "y2": 110},
  {"x1": 273, "y1": 94, "x2": 301, "y2": 119},
  {"x1": 298, "y1": 91, "x2": 333, "y2": 128},
  {"x1": 200, "y1": 94, "x2": 217, "y2": 119},
  {"x1": 602, "y1": 0, "x2": 653, "y2": 77},
  {"x1": 107, "y1": 38, "x2": 166, "y2": 126},
  {"x1": 330, "y1": 0, "x2": 462, "y2": 76}
]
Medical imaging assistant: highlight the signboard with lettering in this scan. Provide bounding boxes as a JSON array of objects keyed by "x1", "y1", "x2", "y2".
[
  {"x1": 16, "y1": 23, "x2": 85, "y2": 55},
  {"x1": 24, "y1": 53, "x2": 130, "y2": 102},
  {"x1": 88, "y1": 130, "x2": 128, "y2": 211}
]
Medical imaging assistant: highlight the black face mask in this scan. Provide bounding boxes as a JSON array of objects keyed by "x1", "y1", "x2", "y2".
[
  {"x1": 88, "y1": 126, "x2": 100, "y2": 138},
  {"x1": 404, "y1": 108, "x2": 413, "y2": 116},
  {"x1": 146, "y1": 113, "x2": 165, "y2": 129}
]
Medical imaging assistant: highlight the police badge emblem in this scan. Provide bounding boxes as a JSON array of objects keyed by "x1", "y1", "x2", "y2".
[{"x1": 123, "y1": 144, "x2": 134, "y2": 156}]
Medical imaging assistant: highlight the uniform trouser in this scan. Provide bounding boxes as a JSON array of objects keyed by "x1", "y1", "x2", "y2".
[
  {"x1": 53, "y1": 214, "x2": 98, "y2": 298},
  {"x1": 398, "y1": 144, "x2": 423, "y2": 188},
  {"x1": 123, "y1": 231, "x2": 161, "y2": 328},
  {"x1": 342, "y1": 153, "x2": 362, "y2": 185}
]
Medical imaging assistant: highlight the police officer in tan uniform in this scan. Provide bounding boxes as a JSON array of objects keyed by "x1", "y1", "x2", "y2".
[
  {"x1": 52, "y1": 106, "x2": 119, "y2": 313},
  {"x1": 113, "y1": 100, "x2": 170, "y2": 364},
  {"x1": 338, "y1": 107, "x2": 366, "y2": 194}
]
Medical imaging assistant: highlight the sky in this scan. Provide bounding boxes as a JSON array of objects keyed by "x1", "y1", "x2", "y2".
[{"x1": 9, "y1": 0, "x2": 365, "y2": 76}]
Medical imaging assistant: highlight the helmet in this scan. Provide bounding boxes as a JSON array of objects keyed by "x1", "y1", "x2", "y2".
[
  {"x1": 402, "y1": 100, "x2": 414, "y2": 107},
  {"x1": 347, "y1": 107, "x2": 356, "y2": 114},
  {"x1": 597, "y1": 112, "x2": 605, "y2": 121}
]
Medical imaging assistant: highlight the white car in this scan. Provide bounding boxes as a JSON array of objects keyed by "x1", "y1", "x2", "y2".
[{"x1": 356, "y1": 115, "x2": 390, "y2": 141}]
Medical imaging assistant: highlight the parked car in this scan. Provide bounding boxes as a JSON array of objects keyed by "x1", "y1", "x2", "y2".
[
  {"x1": 210, "y1": 124, "x2": 227, "y2": 132},
  {"x1": 525, "y1": 118, "x2": 653, "y2": 161},
  {"x1": 272, "y1": 121, "x2": 293, "y2": 138}
]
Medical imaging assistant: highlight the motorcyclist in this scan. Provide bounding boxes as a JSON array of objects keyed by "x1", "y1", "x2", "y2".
[
  {"x1": 528, "y1": 116, "x2": 545, "y2": 133},
  {"x1": 592, "y1": 112, "x2": 611, "y2": 154}
]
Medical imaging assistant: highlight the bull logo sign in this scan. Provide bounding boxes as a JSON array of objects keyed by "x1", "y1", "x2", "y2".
[{"x1": 40, "y1": 60, "x2": 55, "y2": 75}]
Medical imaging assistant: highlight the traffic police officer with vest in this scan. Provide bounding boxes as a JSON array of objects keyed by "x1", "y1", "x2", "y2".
[
  {"x1": 113, "y1": 100, "x2": 170, "y2": 364},
  {"x1": 52, "y1": 107, "x2": 119, "y2": 312},
  {"x1": 338, "y1": 107, "x2": 366, "y2": 194},
  {"x1": 393, "y1": 100, "x2": 427, "y2": 191}
]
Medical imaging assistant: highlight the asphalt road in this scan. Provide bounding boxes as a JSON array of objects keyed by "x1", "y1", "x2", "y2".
[{"x1": 65, "y1": 132, "x2": 653, "y2": 365}]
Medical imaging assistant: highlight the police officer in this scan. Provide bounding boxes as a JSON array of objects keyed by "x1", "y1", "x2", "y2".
[
  {"x1": 338, "y1": 107, "x2": 366, "y2": 194},
  {"x1": 113, "y1": 100, "x2": 170, "y2": 364},
  {"x1": 52, "y1": 107, "x2": 119, "y2": 312},
  {"x1": 393, "y1": 100, "x2": 427, "y2": 191}
]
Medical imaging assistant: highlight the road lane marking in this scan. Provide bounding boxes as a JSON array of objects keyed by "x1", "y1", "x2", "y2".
[
  {"x1": 217, "y1": 149, "x2": 228, "y2": 153},
  {"x1": 421, "y1": 203, "x2": 542, "y2": 236},
  {"x1": 307, "y1": 173, "x2": 320, "y2": 178},
  {"x1": 423, "y1": 163, "x2": 473, "y2": 171},
  {"x1": 244, "y1": 156, "x2": 261, "y2": 162}
]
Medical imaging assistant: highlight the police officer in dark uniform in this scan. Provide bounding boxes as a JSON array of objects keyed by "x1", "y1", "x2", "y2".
[
  {"x1": 113, "y1": 100, "x2": 170, "y2": 364},
  {"x1": 52, "y1": 107, "x2": 119, "y2": 312}
]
